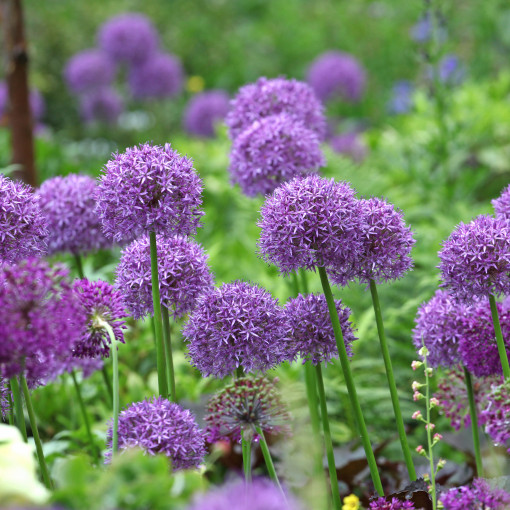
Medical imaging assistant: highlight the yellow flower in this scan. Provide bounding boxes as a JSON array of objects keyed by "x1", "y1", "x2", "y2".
[
  {"x1": 187, "y1": 76, "x2": 205, "y2": 94},
  {"x1": 342, "y1": 493, "x2": 360, "y2": 510}
]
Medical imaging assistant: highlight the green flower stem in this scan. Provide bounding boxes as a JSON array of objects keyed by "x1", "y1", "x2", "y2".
[
  {"x1": 242, "y1": 431, "x2": 252, "y2": 482},
  {"x1": 101, "y1": 365, "x2": 113, "y2": 407},
  {"x1": 488, "y1": 294, "x2": 510, "y2": 380},
  {"x1": 235, "y1": 367, "x2": 244, "y2": 379},
  {"x1": 299, "y1": 268, "x2": 309, "y2": 294},
  {"x1": 463, "y1": 366, "x2": 483, "y2": 477},
  {"x1": 10, "y1": 377, "x2": 27, "y2": 441},
  {"x1": 318, "y1": 266, "x2": 384, "y2": 496},
  {"x1": 315, "y1": 363, "x2": 342, "y2": 510},
  {"x1": 98, "y1": 319, "x2": 120, "y2": 455},
  {"x1": 291, "y1": 271, "x2": 299, "y2": 296},
  {"x1": 7, "y1": 389, "x2": 14, "y2": 425},
  {"x1": 369, "y1": 279, "x2": 417, "y2": 481},
  {"x1": 425, "y1": 363, "x2": 436, "y2": 510},
  {"x1": 73, "y1": 253, "x2": 85, "y2": 279},
  {"x1": 19, "y1": 374, "x2": 52, "y2": 489},
  {"x1": 70, "y1": 369, "x2": 99, "y2": 463},
  {"x1": 304, "y1": 361, "x2": 321, "y2": 438},
  {"x1": 255, "y1": 425, "x2": 284, "y2": 495},
  {"x1": 149, "y1": 231, "x2": 169, "y2": 397},
  {"x1": 161, "y1": 306, "x2": 177, "y2": 402}
]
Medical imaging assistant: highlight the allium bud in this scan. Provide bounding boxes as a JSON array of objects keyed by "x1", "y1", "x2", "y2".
[
  {"x1": 425, "y1": 423, "x2": 435, "y2": 431},
  {"x1": 412, "y1": 381, "x2": 422, "y2": 391},
  {"x1": 413, "y1": 391, "x2": 424, "y2": 401},
  {"x1": 411, "y1": 360, "x2": 422, "y2": 370},
  {"x1": 412, "y1": 411, "x2": 422, "y2": 421},
  {"x1": 429, "y1": 397, "x2": 440, "y2": 408},
  {"x1": 436, "y1": 458, "x2": 446, "y2": 470}
]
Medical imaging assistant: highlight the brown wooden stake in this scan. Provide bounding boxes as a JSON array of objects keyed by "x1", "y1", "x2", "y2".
[{"x1": 0, "y1": 0, "x2": 37, "y2": 186}]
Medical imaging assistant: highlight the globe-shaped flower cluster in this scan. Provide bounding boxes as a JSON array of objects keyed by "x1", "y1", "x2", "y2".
[
  {"x1": 284, "y1": 293, "x2": 356, "y2": 365},
  {"x1": 479, "y1": 381, "x2": 510, "y2": 455},
  {"x1": 183, "y1": 281, "x2": 290, "y2": 378},
  {"x1": 95, "y1": 143, "x2": 204, "y2": 243},
  {"x1": 79, "y1": 89, "x2": 123, "y2": 125},
  {"x1": 106, "y1": 397, "x2": 206, "y2": 470},
  {"x1": 493, "y1": 184, "x2": 510, "y2": 222},
  {"x1": 36, "y1": 174, "x2": 112, "y2": 256},
  {"x1": 115, "y1": 234, "x2": 213, "y2": 320},
  {"x1": 0, "y1": 174, "x2": 47, "y2": 264},
  {"x1": 439, "y1": 478, "x2": 510, "y2": 510},
  {"x1": 183, "y1": 90, "x2": 230, "y2": 138},
  {"x1": 64, "y1": 49, "x2": 115, "y2": 94}
]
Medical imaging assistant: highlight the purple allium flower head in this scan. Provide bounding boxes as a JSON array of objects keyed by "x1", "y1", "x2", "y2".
[
  {"x1": 80, "y1": 88, "x2": 123, "y2": 124},
  {"x1": 183, "y1": 281, "x2": 290, "y2": 378},
  {"x1": 64, "y1": 49, "x2": 115, "y2": 94},
  {"x1": 329, "y1": 132, "x2": 367, "y2": 162},
  {"x1": 129, "y1": 53, "x2": 183, "y2": 99},
  {"x1": 36, "y1": 174, "x2": 112, "y2": 256},
  {"x1": 229, "y1": 113, "x2": 325, "y2": 198},
  {"x1": 43, "y1": 355, "x2": 103, "y2": 385},
  {"x1": 306, "y1": 51, "x2": 366, "y2": 104},
  {"x1": 440, "y1": 478, "x2": 510, "y2": 510},
  {"x1": 0, "y1": 258, "x2": 84, "y2": 382},
  {"x1": 479, "y1": 380, "x2": 510, "y2": 454},
  {"x1": 493, "y1": 184, "x2": 510, "y2": 222},
  {"x1": 438, "y1": 215, "x2": 510, "y2": 302},
  {"x1": 388, "y1": 81, "x2": 414, "y2": 115},
  {"x1": 187, "y1": 478, "x2": 304, "y2": 510},
  {"x1": 412, "y1": 290, "x2": 467, "y2": 368},
  {"x1": 0, "y1": 376, "x2": 11, "y2": 419},
  {"x1": 369, "y1": 498, "x2": 415, "y2": 510},
  {"x1": 106, "y1": 396, "x2": 206, "y2": 469},
  {"x1": 95, "y1": 142, "x2": 204, "y2": 243},
  {"x1": 205, "y1": 375, "x2": 291, "y2": 444},
  {"x1": 0, "y1": 174, "x2": 47, "y2": 264},
  {"x1": 184, "y1": 90, "x2": 230, "y2": 138},
  {"x1": 434, "y1": 368, "x2": 499, "y2": 431},
  {"x1": 458, "y1": 298, "x2": 510, "y2": 377},
  {"x1": 258, "y1": 175, "x2": 363, "y2": 280},
  {"x1": 284, "y1": 293, "x2": 356, "y2": 365},
  {"x1": 225, "y1": 77, "x2": 327, "y2": 141},
  {"x1": 115, "y1": 234, "x2": 213, "y2": 320},
  {"x1": 345, "y1": 197, "x2": 415, "y2": 285},
  {"x1": 71, "y1": 279, "x2": 127, "y2": 358},
  {"x1": 97, "y1": 13, "x2": 159, "y2": 65},
  {"x1": 0, "y1": 82, "x2": 45, "y2": 121}
]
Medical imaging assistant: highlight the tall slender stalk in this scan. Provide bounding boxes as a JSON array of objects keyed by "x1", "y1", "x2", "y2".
[
  {"x1": 70, "y1": 370, "x2": 99, "y2": 463},
  {"x1": 98, "y1": 319, "x2": 120, "y2": 454},
  {"x1": 463, "y1": 366, "x2": 483, "y2": 477},
  {"x1": 242, "y1": 430, "x2": 252, "y2": 482},
  {"x1": 369, "y1": 279, "x2": 416, "y2": 480},
  {"x1": 101, "y1": 365, "x2": 113, "y2": 406},
  {"x1": 7, "y1": 389, "x2": 14, "y2": 425},
  {"x1": 424, "y1": 363, "x2": 437, "y2": 510},
  {"x1": 318, "y1": 266, "x2": 383, "y2": 495},
  {"x1": 161, "y1": 306, "x2": 177, "y2": 402},
  {"x1": 255, "y1": 425, "x2": 284, "y2": 495},
  {"x1": 315, "y1": 364, "x2": 342, "y2": 510},
  {"x1": 73, "y1": 253, "x2": 85, "y2": 279},
  {"x1": 488, "y1": 294, "x2": 510, "y2": 380},
  {"x1": 19, "y1": 374, "x2": 52, "y2": 489},
  {"x1": 10, "y1": 376, "x2": 27, "y2": 441},
  {"x1": 149, "y1": 231, "x2": 168, "y2": 397}
]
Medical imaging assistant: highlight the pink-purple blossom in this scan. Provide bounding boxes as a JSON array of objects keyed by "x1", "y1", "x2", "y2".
[
  {"x1": 79, "y1": 88, "x2": 123, "y2": 124},
  {"x1": 229, "y1": 113, "x2": 325, "y2": 197},
  {"x1": 183, "y1": 90, "x2": 230, "y2": 138},
  {"x1": 493, "y1": 184, "x2": 510, "y2": 222},
  {"x1": 95, "y1": 143, "x2": 204, "y2": 243},
  {"x1": 439, "y1": 478, "x2": 510, "y2": 509},
  {"x1": 479, "y1": 380, "x2": 510, "y2": 454},
  {"x1": 115, "y1": 234, "x2": 214, "y2": 320},
  {"x1": 64, "y1": 49, "x2": 115, "y2": 94},
  {"x1": 183, "y1": 281, "x2": 291, "y2": 378},
  {"x1": 106, "y1": 396, "x2": 206, "y2": 470},
  {"x1": 225, "y1": 76, "x2": 326, "y2": 141}
]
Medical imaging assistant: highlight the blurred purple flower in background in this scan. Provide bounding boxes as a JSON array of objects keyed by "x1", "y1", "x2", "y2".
[
  {"x1": 97, "y1": 13, "x2": 159, "y2": 65},
  {"x1": 284, "y1": 293, "x2": 356, "y2": 365},
  {"x1": 225, "y1": 77, "x2": 326, "y2": 140},
  {"x1": 79, "y1": 88, "x2": 123, "y2": 124},
  {"x1": 115, "y1": 234, "x2": 214, "y2": 320},
  {"x1": 229, "y1": 113, "x2": 325, "y2": 197},
  {"x1": 184, "y1": 281, "x2": 290, "y2": 378},
  {"x1": 329, "y1": 132, "x2": 367, "y2": 162},
  {"x1": 95, "y1": 143, "x2": 204, "y2": 243},
  {"x1": 106, "y1": 396, "x2": 206, "y2": 469},
  {"x1": 0, "y1": 174, "x2": 47, "y2": 264},
  {"x1": 429, "y1": 54, "x2": 465, "y2": 85},
  {"x1": 184, "y1": 90, "x2": 230, "y2": 137},
  {"x1": 43, "y1": 356, "x2": 103, "y2": 385},
  {"x1": 0, "y1": 81, "x2": 45, "y2": 121},
  {"x1": 36, "y1": 174, "x2": 112, "y2": 255},
  {"x1": 479, "y1": 380, "x2": 510, "y2": 455},
  {"x1": 493, "y1": 184, "x2": 510, "y2": 221},
  {"x1": 64, "y1": 49, "x2": 115, "y2": 94},
  {"x1": 388, "y1": 81, "x2": 414, "y2": 115},
  {"x1": 129, "y1": 53, "x2": 183, "y2": 99},
  {"x1": 306, "y1": 50, "x2": 366, "y2": 103}
]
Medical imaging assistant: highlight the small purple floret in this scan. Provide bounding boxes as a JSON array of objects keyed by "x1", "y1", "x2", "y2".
[
  {"x1": 36, "y1": 174, "x2": 112, "y2": 255},
  {"x1": 0, "y1": 174, "x2": 47, "y2": 264},
  {"x1": 80, "y1": 88, "x2": 123, "y2": 124},
  {"x1": 229, "y1": 113, "x2": 325, "y2": 197},
  {"x1": 306, "y1": 51, "x2": 366, "y2": 103},
  {"x1": 284, "y1": 293, "x2": 356, "y2": 365},
  {"x1": 95, "y1": 142, "x2": 204, "y2": 243},
  {"x1": 184, "y1": 90, "x2": 230, "y2": 138},
  {"x1": 115, "y1": 234, "x2": 214, "y2": 320},
  {"x1": 225, "y1": 76, "x2": 326, "y2": 141},
  {"x1": 369, "y1": 498, "x2": 415, "y2": 510},
  {"x1": 183, "y1": 281, "x2": 290, "y2": 378},
  {"x1": 439, "y1": 478, "x2": 510, "y2": 509},
  {"x1": 64, "y1": 49, "x2": 115, "y2": 94},
  {"x1": 438, "y1": 215, "x2": 510, "y2": 301},
  {"x1": 106, "y1": 396, "x2": 206, "y2": 470},
  {"x1": 493, "y1": 184, "x2": 510, "y2": 222},
  {"x1": 388, "y1": 81, "x2": 414, "y2": 115}
]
